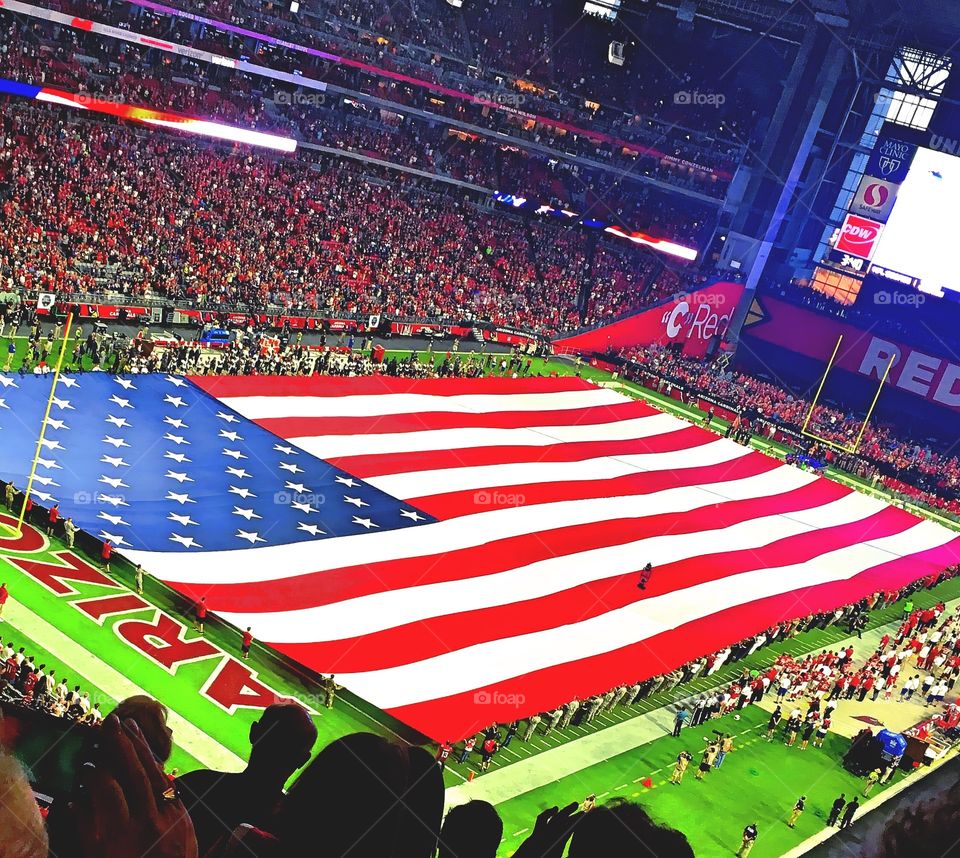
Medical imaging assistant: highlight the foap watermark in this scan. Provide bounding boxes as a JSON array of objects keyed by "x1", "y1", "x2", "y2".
[
  {"x1": 475, "y1": 90, "x2": 527, "y2": 108},
  {"x1": 473, "y1": 490, "x2": 526, "y2": 507},
  {"x1": 274, "y1": 91, "x2": 327, "y2": 107},
  {"x1": 73, "y1": 490, "x2": 128, "y2": 507},
  {"x1": 874, "y1": 290, "x2": 925, "y2": 307},
  {"x1": 671, "y1": 290, "x2": 727, "y2": 307},
  {"x1": 474, "y1": 690, "x2": 526, "y2": 708},
  {"x1": 274, "y1": 490, "x2": 327, "y2": 507},
  {"x1": 673, "y1": 90, "x2": 726, "y2": 108}
]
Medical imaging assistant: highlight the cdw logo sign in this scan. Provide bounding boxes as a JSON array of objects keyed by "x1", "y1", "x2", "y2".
[{"x1": 835, "y1": 214, "x2": 884, "y2": 259}]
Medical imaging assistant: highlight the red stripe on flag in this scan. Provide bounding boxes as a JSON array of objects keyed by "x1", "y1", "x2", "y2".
[
  {"x1": 268, "y1": 506, "x2": 914, "y2": 673},
  {"x1": 327, "y1": 428, "x2": 711, "y2": 479},
  {"x1": 380, "y1": 540, "x2": 960, "y2": 740},
  {"x1": 255, "y1": 399, "x2": 658, "y2": 438},
  {"x1": 168, "y1": 476, "x2": 850, "y2": 614},
  {"x1": 189, "y1": 374, "x2": 597, "y2": 398}
]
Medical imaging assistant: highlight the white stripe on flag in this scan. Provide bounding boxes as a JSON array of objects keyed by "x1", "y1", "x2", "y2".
[
  {"x1": 332, "y1": 521, "x2": 957, "y2": 709},
  {"x1": 221, "y1": 388, "x2": 630, "y2": 419},
  {"x1": 214, "y1": 490, "x2": 891, "y2": 642},
  {"x1": 365, "y1": 436, "x2": 753, "y2": 498},
  {"x1": 126, "y1": 467, "x2": 821, "y2": 584}
]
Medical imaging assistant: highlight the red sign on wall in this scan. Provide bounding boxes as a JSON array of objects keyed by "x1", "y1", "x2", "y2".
[{"x1": 835, "y1": 214, "x2": 885, "y2": 259}]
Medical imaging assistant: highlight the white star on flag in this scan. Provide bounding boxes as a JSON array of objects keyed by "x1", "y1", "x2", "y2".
[
  {"x1": 291, "y1": 501, "x2": 317, "y2": 514},
  {"x1": 39, "y1": 439, "x2": 64, "y2": 451},
  {"x1": 400, "y1": 509, "x2": 426, "y2": 521},
  {"x1": 99, "y1": 476, "x2": 129, "y2": 489},
  {"x1": 274, "y1": 444, "x2": 298, "y2": 455},
  {"x1": 164, "y1": 433, "x2": 189, "y2": 445},
  {"x1": 166, "y1": 492, "x2": 195, "y2": 505},
  {"x1": 219, "y1": 430, "x2": 243, "y2": 441},
  {"x1": 165, "y1": 471, "x2": 194, "y2": 483},
  {"x1": 32, "y1": 490, "x2": 55, "y2": 503},
  {"x1": 164, "y1": 416, "x2": 188, "y2": 429},
  {"x1": 169, "y1": 533, "x2": 202, "y2": 548},
  {"x1": 236, "y1": 530, "x2": 266, "y2": 544},
  {"x1": 105, "y1": 415, "x2": 131, "y2": 429},
  {"x1": 233, "y1": 507, "x2": 263, "y2": 521},
  {"x1": 33, "y1": 476, "x2": 60, "y2": 487},
  {"x1": 102, "y1": 436, "x2": 130, "y2": 449},
  {"x1": 164, "y1": 452, "x2": 191, "y2": 464},
  {"x1": 109, "y1": 395, "x2": 132, "y2": 409},
  {"x1": 335, "y1": 476, "x2": 359, "y2": 487},
  {"x1": 165, "y1": 376, "x2": 187, "y2": 387},
  {"x1": 52, "y1": 397, "x2": 74, "y2": 410},
  {"x1": 47, "y1": 418, "x2": 67, "y2": 430},
  {"x1": 228, "y1": 486, "x2": 256, "y2": 499},
  {"x1": 223, "y1": 449, "x2": 247, "y2": 460},
  {"x1": 114, "y1": 378, "x2": 136, "y2": 390},
  {"x1": 216, "y1": 411, "x2": 239, "y2": 423},
  {"x1": 297, "y1": 522, "x2": 325, "y2": 536},
  {"x1": 37, "y1": 457, "x2": 62, "y2": 470},
  {"x1": 343, "y1": 496, "x2": 369, "y2": 508},
  {"x1": 0, "y1": 376, "x2": 17, "y2": 388},
  {"x1": 0, "y1": 399, "x2": 9, "y2": 410},
  {"x1": 98, "y1": 512, "x2": 129, "y2": 527},
  {"x1": 58, "y1": 377, "x2": 79, "y2": 388},
  {"x1": 99, "y1": 531, "x2": 130, "y2": 547},
  {"x1": 352, "y1": 516, "x2": 379, "y2": 529},
  {"x1": 164, "y1": 395, "x2": 186, "y2": 408},
  {"x1": 97, "y1": 494, "x2": 128, "y2": 508},
  {"x1": 168, "y1": 513, "x2": 198, "y2": 527},
  {"x1": 278, "y1": 462, "x2": 303, "y2": 474},
  {"x1": 226, "y1": 467, "x2": 251, "y2": 479},
  {"x1": 101, "y1": 456, "x2": 129, "y2": 468},
  {"x1": 285, "y1": 482, "x2": 310, "y2": 493}
]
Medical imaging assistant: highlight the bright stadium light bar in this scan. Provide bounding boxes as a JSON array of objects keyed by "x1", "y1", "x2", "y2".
[{"x1": 0, "y1": 78, "x2": 298, "y2": 153}]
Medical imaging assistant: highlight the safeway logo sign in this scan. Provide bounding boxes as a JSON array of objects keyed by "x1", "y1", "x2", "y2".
[
  {"x1": 850, "y1": 176, "x2": 899, "y2": 222},
  {"x1": 835, "y1": 214, "x2": 884, "y2": 259}
]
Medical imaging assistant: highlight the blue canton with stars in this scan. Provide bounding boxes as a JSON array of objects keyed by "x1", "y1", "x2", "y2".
[{"x1": 0, "y1": 373, "x2": 434, "y2": 551}]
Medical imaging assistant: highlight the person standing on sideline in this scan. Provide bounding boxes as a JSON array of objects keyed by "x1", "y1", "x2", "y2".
[
  {"x1": 436, "y1": 741, "x2": 452, "y2": 770},
  {"x1": 580, "y1": 794, "x2": 596, "y2": 813},
  {"x1": 479, "y1": 736, "x2": 498, "y2": 772},
  {"x1": 788, "y1": 796, "x2": 805, "y2": 828},
  {"x1": 502, "y1": 720, "x2": 519, "y2": 747},
  {"x1": 637, "y1": 562, "x2": 654, "y2": 590},
  {"x1": 766, "y1": 705, "x2": 782, "y2": 740},
  {"x1": 134, "y1": 564, "x2": 144, "y2": 595},
  {"x1": 521, "y1": 714, "x2": 541, "y2": 741},
  {"x1": 695, "y1": 740, "x2": 718, "y2": 780},
  {"x1": 3, "y1": 481, "x2": 14, "y2": 510},
  {"x1": 863, "y1": 768, "x2": 881, "y2": 796},
  {"x1": 840, "y1": 797, "x2": 859, "y2": 829},
  {"x1": 826, "y1": 794, "x2": 846, "y2": 827},
  {"x1": 194, "y1": 596, "x2": 207, "y2": 635},
  {"x1": 323, "y1": 674, "x2": 341, "y2": 708},
  {"x1": 46, "y1": 503, "x2": 59, "y2": 536},
  {"x1": 736, "y1": 823, "x2": 758, "y2": 857},
  {"x1": 672, "y1": 706, "x2": 689, "y2": 737},
  {"x1": 458, "y1": 735, "x2": 476, "y2": 764},
  {"x1": 62, "y1": 517, "x2": 77, "y2": 549},
  {"x1": 0, "y1": 582, "x2": 7, "y2": 621},
  {"x1": 670, "y1": 750, "x2": 692, "y2": 784},
  {"x1": 101, "y1": 538, "x2": 113, "y2": 573},
  {"x1": 241, "y1": 627, "x2": 253, "y2": 660},
  {"x1": 714, "y1": 733, "x2": 734, "y2": 768}
]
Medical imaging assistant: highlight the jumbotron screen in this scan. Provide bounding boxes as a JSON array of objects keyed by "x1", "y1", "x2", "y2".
[{"x1": 869, "y1": 147, "x2": 959, "y2": 296}]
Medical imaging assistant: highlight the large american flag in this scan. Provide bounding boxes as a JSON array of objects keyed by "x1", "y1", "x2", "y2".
[{"x1": 2, "y1": 371, "x2": 959, "y2": 740}]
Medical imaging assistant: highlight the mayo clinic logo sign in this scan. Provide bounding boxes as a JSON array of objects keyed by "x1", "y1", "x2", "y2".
[
  {"x1": 850, "y1": 176, "x2": 899, "y2": 222},
  {"x1": 865, "y1": 137, "x2": 916, "y2": 184},
  {"x1": 835, "y1": 214, "x2": 885, "y2": 260}
]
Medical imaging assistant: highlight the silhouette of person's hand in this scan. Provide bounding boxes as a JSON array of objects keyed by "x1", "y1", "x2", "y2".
[
  {"x1": 510, "y1": 802, "x2": 579, "y2": 858},
  {"x1": 73, "y1": 714, "x2": 197, "y2": 857}
]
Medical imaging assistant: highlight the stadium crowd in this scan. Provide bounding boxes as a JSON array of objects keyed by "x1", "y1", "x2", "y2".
[
  {"x1": 619, "y1": 345, "x2": 960, "y2": 517},
  {"x1": 0, "y1": 107, "x2": 694, "y2": 333}
]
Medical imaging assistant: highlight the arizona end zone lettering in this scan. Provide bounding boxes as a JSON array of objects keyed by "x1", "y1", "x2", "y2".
[
  {"x1": 0, "y1": 522, "x2": 306, "y2": 714},
  {"x1": 858, "y1": 337, "x2": 960, "y2": 408}
]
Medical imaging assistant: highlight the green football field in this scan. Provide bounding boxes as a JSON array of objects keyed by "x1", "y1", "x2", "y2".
[{"x1": 2, "y1": 333, "x2": 958, "y2": 856}]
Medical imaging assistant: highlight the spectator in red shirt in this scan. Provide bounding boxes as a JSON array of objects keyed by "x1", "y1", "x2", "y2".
[
  {"x1": 241, "y1": 626, "x2": 253, "y2": 660},
  {"x1": 194, "y1": 597, "x2": 207, "y2": 636},
  {"x1": 101, "y1": 539, "x2": 112, "y2": 572},
  {"x1": 46, "y1": 503, "x2": 59, "y2": 536},
  {"x1": 0, "y1": 582, "x2": 8, "y2": 620}
]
